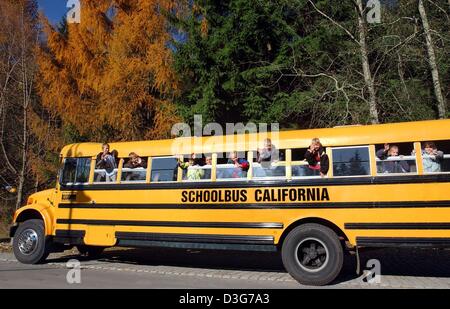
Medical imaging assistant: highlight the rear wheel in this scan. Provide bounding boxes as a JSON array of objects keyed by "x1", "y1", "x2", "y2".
[
  {"x1": 12, "y1": 219, "x2": 50, "y2": 264},
  {"x1": 77, "y1": 245, "x2": 105, "y2": 258},
  {"x1": 281, "y1": 223, "x2": 343, "y2": 286}
]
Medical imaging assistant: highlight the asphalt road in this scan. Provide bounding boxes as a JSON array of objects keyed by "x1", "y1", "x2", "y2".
[{"x1": 0, "y1": 244, "x2": 449, "y2": 289}]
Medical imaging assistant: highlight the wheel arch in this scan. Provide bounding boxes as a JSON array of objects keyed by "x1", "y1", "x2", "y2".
[
  {"x1": 278, "y1": 217, "x2": 349, "y2": 249},
  {"x1": 12, "y1": 206, "x2": 54, "y2": 237}
]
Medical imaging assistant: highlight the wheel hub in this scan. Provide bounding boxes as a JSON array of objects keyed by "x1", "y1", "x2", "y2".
[
  {"x1": 17, "y1": 229, "x2": 39, "y2": 255},
  {"x1": 295, "y1": 238, "x2": 329, "y2": 273}
]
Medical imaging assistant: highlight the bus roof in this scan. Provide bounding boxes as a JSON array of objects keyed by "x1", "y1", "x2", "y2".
[{"x1": 60, "y1": 119, "x2": 450, "y2": 158}]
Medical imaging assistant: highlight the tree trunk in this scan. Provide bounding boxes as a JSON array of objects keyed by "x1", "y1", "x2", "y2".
[
  {"x1": 418, "y1": 0, "x2": 446, "y2": 118},
  {"x1": 15, "y1": 102, "x2": 27, "y2": 210},
  {"x1": 356, "y1": 0, "x2": 379, "y2": 124},
  {"x1": 397, "y1": 52, "x2": 410, "y2": 101},
  {"x1": 15, "y1": 3, "x2": 31, "y2": 210}
]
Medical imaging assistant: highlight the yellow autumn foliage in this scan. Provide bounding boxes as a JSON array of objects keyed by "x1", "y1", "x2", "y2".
[{"x1": 37, "y1": 0, "x2": 182, "y2": 141}]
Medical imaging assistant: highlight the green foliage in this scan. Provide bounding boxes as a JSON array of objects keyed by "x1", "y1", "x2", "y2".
[{"x1": 173, "y1": 0, "x2": 448, "y2": 129}]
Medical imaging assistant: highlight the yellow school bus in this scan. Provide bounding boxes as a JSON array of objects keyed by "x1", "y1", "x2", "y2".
[{"x1": 10, "y1": 119, "x2": 450, "y2": 285}]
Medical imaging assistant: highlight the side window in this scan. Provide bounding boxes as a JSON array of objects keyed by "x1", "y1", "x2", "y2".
[
  {"x1": 151, "y1": 157, "x2": 178, "y2": 182},
  {"x1": 217, "y1": 151, "x2": 250, "y2": 180},
  {"x1": 60, "y1": 158, "x2": 91, "y2": 185},
  {"x1": 61, "y1": 158, "x2": 77, "y2": 185},
  {"x1": 94, "y1": 153, "x2": 119, "y2": 183},
  {"x1": 180, "y1": 154, "x2": 212, "y2": 181},
  {"x1": 420, "y1": 140, "x2": 450, "y2": 173},
  {"x1": 332, "y1": 147, "x2": 370, "y2": 177},
  {"x1": 252, "y1": 149, "x2": 286, "y2": 178},
  {"x1": 291, "y1": 148, "x2": 318, "y2": 177},
  {"x1": 122, "y1": 157, "x2": 148, "y2": 182},
  {"x1": 76, "y1": 158, "x2": 91, "y2": 183},
  {"x1": 375, "y1": 142, "x2": 416, "y2": 175}
]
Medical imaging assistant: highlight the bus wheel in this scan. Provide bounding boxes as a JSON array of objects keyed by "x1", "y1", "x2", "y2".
[
  {"x1": 77, "y1": 245, "x2": 105, "y2": 258},
  {"x1": 12, "y1": 219, "x2": 50, "y2": 264},
  {"x1": 281, "y1": 223, "x2": 343, "y2": 286}
]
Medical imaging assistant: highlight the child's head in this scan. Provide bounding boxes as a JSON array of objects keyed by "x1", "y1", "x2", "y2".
[
  {"x1": 424, "y1": 142, "x2": 437, "y2": 154},
  {"x1": 388, "y1": 145, "x2": 399, "y2": 156},
  {"x1": 311, "y1": 138, "x2": 321, "y2": 151},
  {"x1": 229, "y1": 151, "x2": 238, "y2": 161},
  {"x1": 102, "y1": 143, "x2": 110, "y2": 153}
]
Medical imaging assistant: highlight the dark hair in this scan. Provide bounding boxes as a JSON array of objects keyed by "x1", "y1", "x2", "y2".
[{"x1": 424, "y1": 141, "x2": 437, "y2": 149}]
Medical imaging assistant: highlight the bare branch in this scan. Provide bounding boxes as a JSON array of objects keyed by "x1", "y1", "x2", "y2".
[{"x1": 307, "y1": 0, "x2": 360, "y2": 45}]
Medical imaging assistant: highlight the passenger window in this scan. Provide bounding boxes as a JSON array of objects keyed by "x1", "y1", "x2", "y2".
[
  {"x1": 419, "y1": 140, "x2": 450, "y2": 173},
  {"x1": 291, "y1": 148, "x2": 318, "y2": 177},
  {"x1": 151, "y1": 157, "x2": 178, "y2": 182},
  {"x1": 181, "y1": 154, "x2": 212, "y2": 181},
  {"x1": 252, "y1": 150, "x2": 286, "y2": 178},
  {"x1": 94, "y1": 153, "x2": 119, "y2": 183},
  {"x1": 332, "y1": 147, "x2": 370, "y2": 177},
  {"x1": 121, "y1": 157, "x2": 148, "y2": 182},
  {"x1": 217, "y1": 152, "x2": 250, "y2": 180},
  {"x1": 60, "y1": 158, "x2": 91, "y2": 185},
  {"x1": 375, "y1": 142, "x2": 416, "y2": 175}
]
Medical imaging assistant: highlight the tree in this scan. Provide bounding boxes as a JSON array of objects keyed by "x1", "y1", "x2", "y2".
[
  {"x1": 37, "y1": 0, "x2": 181, "y2": 141},
  {"x1": 173, "y1": 0, "x2": 380, "y2": 128},
  {"x1": 418, "y1": 0, "x2": 447, "y2": 118},
  {"x1": 0, "y1": 0, "x2": 41, "y2": 209},
  {"x1": 173, "y1": 0, "x2": 448, "y2": 129}
]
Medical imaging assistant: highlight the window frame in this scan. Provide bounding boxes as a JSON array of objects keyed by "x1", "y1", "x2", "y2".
[
  {"x1": 149, "y1": 156, "x2": 179, "y2": 183},
  {"x1": 59, "y1": 157, "x2": 92, "y2": 186},
  {"x1": 117, "y1": 156, "x2": 149, "y2": 184},
  {"x1": 181, "y1": 164, "x2": 213, "y2": 182},
  {"x1": 374, "y1": 143, "x2": 418, "y2": 177},
  {"x1": 331, "y1": 145, "x2": 372, "y2": 178}
]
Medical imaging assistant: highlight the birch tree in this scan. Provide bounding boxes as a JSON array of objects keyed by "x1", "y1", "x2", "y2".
[{"x1": 418, "y1": 0, "x2": 447, "y2": 118}]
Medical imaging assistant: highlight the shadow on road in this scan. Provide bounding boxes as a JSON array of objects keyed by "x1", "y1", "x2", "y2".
[{"x1": 45, "y1": 246, "x2": 450, "y2": 285}]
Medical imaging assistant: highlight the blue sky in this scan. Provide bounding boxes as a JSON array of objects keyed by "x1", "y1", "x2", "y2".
[{"x1": 37, "y1": 0, "x2": 68, "y2": 25}]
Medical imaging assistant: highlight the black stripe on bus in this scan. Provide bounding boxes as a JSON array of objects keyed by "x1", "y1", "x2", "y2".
[
  {"x1": 356, "y1": 237, "x2": 450, "y2": 248},
  {"x1": 58, "y1": 200, "x2": 450, "y2": 209},
  {"x1": 115, "y1": 232, "x2": 274, "y2": 245},
  {"x1": 53, "y1": 229, "x2": 85, "y2": 245},
  {"x1": 346, "y1": 223, "x2": 450, "y2": 230},
  {"x1": 115, "y1": 239, "x2": 277, "y2": 252},
  {"x1": 55, "y1": 229, "x2": 85, "y2": 238},
  {"x1": 59, "y1": 174, "x2": 450, "y2": 191},
  {"x1": 56, "y1": 219, "x2": 283, "y2": 229}
]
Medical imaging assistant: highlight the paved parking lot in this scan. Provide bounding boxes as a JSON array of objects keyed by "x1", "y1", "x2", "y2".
[{"x1": 0, "y1": 242, "x2": 449, "y2": 288}]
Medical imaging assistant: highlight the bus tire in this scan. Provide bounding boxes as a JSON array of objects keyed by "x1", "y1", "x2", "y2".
[
  {"x1": 12, "y1": 219, "x2": 50, "y2": 264},
  {"x1": 281, "y1": 223, "x2": 343, "y2": 286},
  {"x1": 77, "y1": 245, "x2": 105, "y2": 258}
]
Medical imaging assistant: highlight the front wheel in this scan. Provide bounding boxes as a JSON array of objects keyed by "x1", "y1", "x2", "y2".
[
  {"x1": 281, "y1": 223, "x2": 344, "y2": 286},
  {"x1": 12, "y1": 219, "x2": 50, "y2": 264}
]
